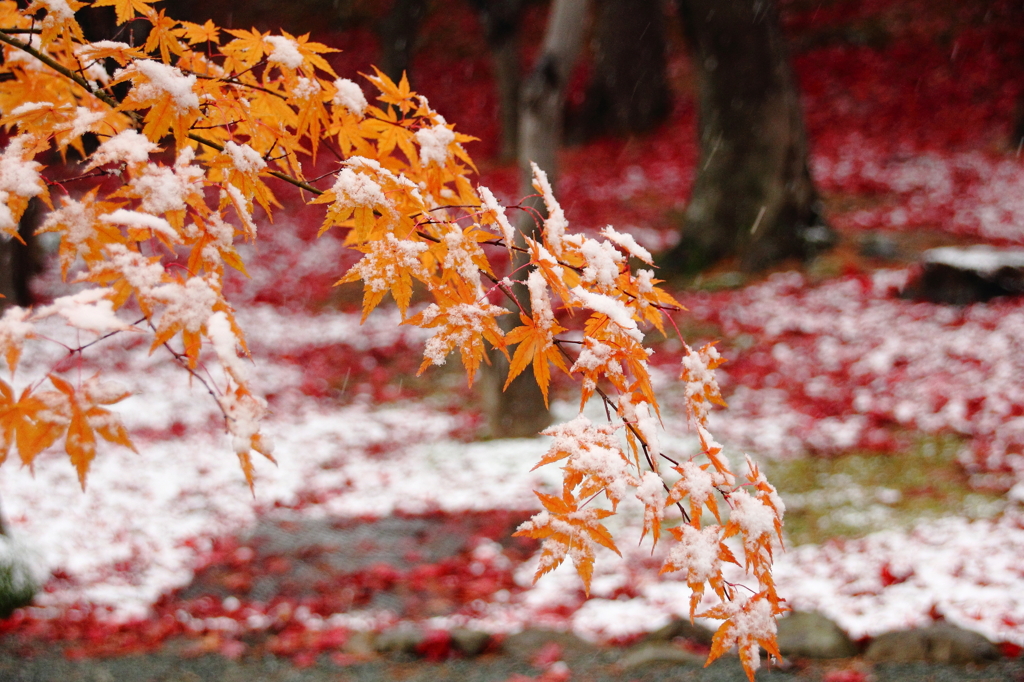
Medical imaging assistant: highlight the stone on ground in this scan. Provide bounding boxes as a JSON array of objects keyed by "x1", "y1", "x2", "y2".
[
  {"x1": 866, "y1": 623, "x2": 1000, "y2": 664},
  {"x1": 776, "y1": 611, "x2": 858, "y2": 659}
]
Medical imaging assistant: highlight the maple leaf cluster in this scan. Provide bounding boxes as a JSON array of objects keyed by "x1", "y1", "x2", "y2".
[{"x1": 0, "y1": 1, "x2": 784, "y2": 677}]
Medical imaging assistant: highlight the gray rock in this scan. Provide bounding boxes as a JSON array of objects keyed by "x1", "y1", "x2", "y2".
[
  {"x1": 500, "y1": 628, "x2": 601, "y2": 663},
  {"x1": 374, "y1": 624, "x2": 426, "y2": 655},
  {"x1": 0, "y1": 535, "x2": 42, "y2": 619},
  {"x1": 776, "y1": 611, "x2": 858, "y2": 659},
  {"x1": 450, "y1": 628, "x2": 491, "y2": 657},
  {"x1": 618, "y1": 643, "x2": 704, "y2": 670},
  {"x1": 902, "y1": 246, "x2": 1024, "y2": 304},
  {"x1": 866, "y1": 623, "x2": 1000, "y2": 664},
  {"x1": 644, "y1": 617, "x2": 716, "y2": 646}
]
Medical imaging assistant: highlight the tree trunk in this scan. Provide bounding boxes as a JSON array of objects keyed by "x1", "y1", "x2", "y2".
[
  {"x1": 0, "y1": 198, "x2": 42, "y2": 312},
  {"x1": 470, "y1": 0, "x2": 525, "y2": 162},
  {"x1": 664, "y1": 0, "x2": 833, "y2": 274},
  {"x1": 378, "y1": 0, "x2": 430, "y2": 85},
  {"x1": 573, "y1": 0, "x2": 671, "y2": 140},
  {"x1": 485, "y1": 0, "x2": 592, "y2": 439}
]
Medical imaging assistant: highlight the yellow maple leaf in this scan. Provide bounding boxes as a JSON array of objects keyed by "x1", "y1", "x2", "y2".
[
  {"x1": 112, "y1": 59, "x2": 201, "y2": 143},
  {"x1": 221, "y1": 28, "x2": 268, "y2": 70},
  {"x1": 49, "y1": 374, "x2": 136, "y2": 489},
  {"x1": 365, "y1": 67, "x2": 416, "y2": 114},
  {"x1": 176, "y1": 19, "x2": 221, "y2": 45},
  {"x1": 503, "y1": 313, "x2": 567, "y2": 408},
  {"x1": 144, "y1": 8, "x2": 186, "y2": 62},
  {"x1": 0, "y1": 382, "x2": 64, "y2": 469},
  {"x1": 92, "y1": 0, "x2": 157, "y2": 25}
]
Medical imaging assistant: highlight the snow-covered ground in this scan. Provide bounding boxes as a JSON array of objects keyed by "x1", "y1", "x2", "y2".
[{"x1": 4, "y1": 296, "x2": 1024, "y2": 648}]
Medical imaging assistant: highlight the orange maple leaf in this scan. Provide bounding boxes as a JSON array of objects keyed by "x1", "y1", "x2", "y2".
[
  {"x1": 513, "y1": 490, "x2": 620, "y2": 595},
  {"x1": 665, "y1": 460, "x2": 723, "y2": 526},
  {"x1": 0, "y1": 381, "x2": 57, "y2": 467},
  {"x1": 701, "y1": 592, "x2": 785, "y2": 682},
  {"x1": 660, "y1": 524, "x2": 737, "y2": 616},
  {"x1": 221, "y1": 28, "x2": 268, "y2": 70},
  {"x1": 92, "y1": 0, "x2": 157, "y2": 25},
  {"x1": 0, "y1": 306, "x2": 32, "y2": 373},
  {"x1": 176, "y1": 19, "x2": 221, "y2": 45},
  {"x1": 365, "y1": 67, "x2": 417, "y2": 115},
  {"x1": 49, "y1": 375, "x2": 136, "y2": 489},
  {"x1": 405, "y1": 284, "x2": 508, "y2": 386},
  {"x1": 336, "y1": 233, "x2": 430, "y2": 321},
  {"x1": 503, "y1": 312, "x2": 567, "y2": 408}
]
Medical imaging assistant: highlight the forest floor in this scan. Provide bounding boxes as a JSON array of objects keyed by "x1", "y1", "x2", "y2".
[{"x1": 5, "y1": 0, "x2": 1024, "y2": 679}]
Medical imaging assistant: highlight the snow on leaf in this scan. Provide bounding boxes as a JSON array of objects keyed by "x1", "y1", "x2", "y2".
[
  {"x1": 336, "y1": 233, "x2": 429, "y2": 320},
  {"x1": 100, "y1": 208, "x2": 177, "y2": 243},
  {"x1": 24, "y1": 0, "x2": 86, "y2": 44},
  {"x1": 701, "y1": 592, "x2": 784, "y2": 682},
  {"x1": 530, "y1": 162, "x2": 567, "y2": 257},
  {"x1": 75, "y1": 40, "x2": 146, "y2": 66},
  {"x1": 314, "y1": 166, "x2": 395, "y2": 243},
  {"x1": 82, "y1": 243, "x2": 166, "y2": 313},
  {"x1": 477, "y1": 184, "x2": 516, "y2": 253},
  {"x1": 514, "y1": 490, "x2": 620, "y2": 595},
  {"x1": 0, "y1": 134, "x2": 46, "y2": 236},
  {"x1": 332, "y1": 78, "x2": 367, "y2": 115},
  {"x1": 569, "y1": 337, "x2": 627, "y2": 407},
  {"x1": 661, "y1": 523, "x2": 737, "y2": 616},
  {"x1": 114, "y1": 59, "x2": 200, "y2": 142},
  {"x1": 36, "y1": 288, "x2": 135, "y2": 334},
  {"x1": 414, "y1": 123, "x2": 455, "y2": 167},
  {"x1": 536, "y1": 415, "x2": 632, "y2": 509},
  {"x1": 635, "y1": 470, "x2": 666, "y2": 543},
  {"x1": 86, "y1": 129, "x2": 158, "y2": 168},
  {"x1": 600, "y1": 225, "x2": 653, "y2": 265},
  {"x1": 666, "y1": 460, "x2": 721, "y2": 525},
  {"x1": 502, "y1": 271, "x2": 568, "y2": 406},
  {"x1": 680, "y1": 342, "x2": 727, "y2": 429},
  {"x1": 216, "y1": 381, "x2": 273, "y2": 493},
  {"x1": 570, "y1": 286, "x2": 643, "y2": 344},
  {"x1": 147, "y1": 275, "x2": 220, "y2": 367},
  {"x1": 263, "y1": 35, "x2": 303, "y2": 70},
  {"x1": 405, "y1": 285, "x2": 507, "y2": 386},
  {"x1": 577, "y1": 236, "x2": 624, "y2": 291}
]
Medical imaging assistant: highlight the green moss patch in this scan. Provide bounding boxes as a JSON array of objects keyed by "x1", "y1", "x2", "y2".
[{"x1": 762, "y1": 434, "x2": 1006, "y2": 546}]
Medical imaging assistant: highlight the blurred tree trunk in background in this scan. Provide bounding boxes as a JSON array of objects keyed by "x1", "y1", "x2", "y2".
[
  {"x1": 572, "y1": 0, "x2": 671, "y2": 140},
  {"x1": 0, "y1": 199, "x2": 42, "y2": 313},
  {"x1": 469, "y1": 0, "x2": 526, "y2": 162},
  {"x1": 663, "y1": 0, "x2": 833, "y2": 275},
  {"x1": 378, "y1": 0, "x2": 430, "y2": 85},
  {"x1": 485, "y1": 0, "x2": 591, "y2": 439}
]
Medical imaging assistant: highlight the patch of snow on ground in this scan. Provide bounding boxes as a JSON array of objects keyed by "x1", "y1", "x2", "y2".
[{"x1": 4, "y1": 303, "x2": 1024, "y2": 647}]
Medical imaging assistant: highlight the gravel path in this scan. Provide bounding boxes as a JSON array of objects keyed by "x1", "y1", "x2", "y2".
[{"x1": 1, "y1": 644, "x2": 1023, "y2": 682}]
